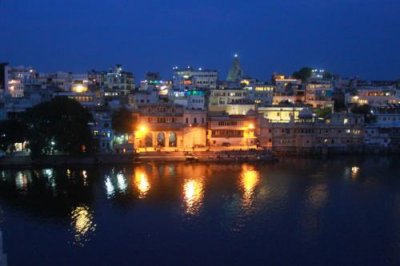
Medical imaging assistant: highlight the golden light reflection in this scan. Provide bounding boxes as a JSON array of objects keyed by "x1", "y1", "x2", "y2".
[
  {"x1": 134, "y1": 171, "x2": 150, "y2": 199},
  {"x1": 183, "y1": 178, "x2": 204, "y2": 215},
  {"x1": 240, "y1": 165, "x2": 260, "y2": 207},
  {"x1": 71, "y1": 205, "x2": 96, "y2": 246},
  {"x1": 351, "y1": 166, "x2": 360, "y2": 179}
]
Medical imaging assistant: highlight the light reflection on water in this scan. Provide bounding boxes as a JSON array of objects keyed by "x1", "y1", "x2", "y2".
[
  {"x1": 240, "y1": 165, "x2": 260, "y2": 209},
  {"x1": 1, "y1": 158, "x2": 400, "y2": 265},
  {"x1": 134, "y1": 170, "x2": 151, "y2": 199},
  {"x1": 70, "y1": 205, "x2": 96, "y2": 247},
  {"x1": 104, "y1": 170, "x2": 129, "y2": 198},
  {"x1": 183, "y1": 177, "x2": 204, "y2": 216}
]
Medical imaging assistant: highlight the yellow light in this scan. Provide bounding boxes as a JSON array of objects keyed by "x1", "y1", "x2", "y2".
[
  {"x1": 71, "y1": 205, "x2": 96, "y2": 246},
  {"x1": 72, "y1": 84, "x2": 88, "y2": 93},
  {"x1": 351, "y1": 166, "x2": 360, "y2": 178},
  {"x1": 136, "y1": 125, "x2": 148, "y2": 138},
  {"x1": 240, "y1": 166, "x2": 260, "y2": 208},
  {"x1": 248, "y1": 123, "x2": 255, "y2": 130},
  {"x1": 183, "y1": 178, "x2": 204, "y2": 215},
  {"x1": 134, "y1": 171, "x2": 150, "y2": 199}
]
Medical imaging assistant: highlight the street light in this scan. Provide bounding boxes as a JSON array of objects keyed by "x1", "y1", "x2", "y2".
[{"x1": 138, "y1": 125, "x2": 148, "y2": 134}]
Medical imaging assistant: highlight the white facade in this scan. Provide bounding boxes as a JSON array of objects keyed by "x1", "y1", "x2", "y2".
[{"x1": 173, "y1": 67, "x2": 218, "y2": 90}]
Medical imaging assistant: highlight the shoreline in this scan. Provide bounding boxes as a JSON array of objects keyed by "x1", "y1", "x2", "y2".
[{"x1": 0, "y1": 150, "x2": 398, "y2": 168}]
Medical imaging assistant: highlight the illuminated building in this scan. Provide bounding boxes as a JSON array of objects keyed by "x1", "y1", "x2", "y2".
[
  {"x1": 305, "y1": 82, "x2": 334, "y2": 109},
  {"x1": 265, "y1": 113, "x2": 365, "y2": 153},
  {"x1": 207, "y1": 113, "x2": 257, "y2": 148},
  {"x1": 173, "y1": 90, "x2": 206, "y2": 110},
  {"x1": 134, "y1": 103, "x2": 207, "y2": 151},
  {"x1": 346, "y1": 86, "x2": 400, "y2": 107},
  {"x1": 258, "y1": 106, "x2": 312, "y2": 123},
  {"x1": 208, "y1": 89, "x2": 255, "y2": 113},
  {"x1": 243, "y1": 83, "x2": 274, "y2": 106},
  {"x1": 88, "y1": 64, "x2": 135, "y2": 97},
  {"x1": 272, "y1": 74, "x2": 302, "y2": 94},
  {"x1": 53, "y1": 92, "x2": 101, "y2": 108},
  {"x1": 90, "y1": 111, "x2": 114, "y2": 153},
  {"x1": 3, "y1": 65, "x2": 38, "y2": 98},
  {"x1": 173, "y1": 66, "x2": 218, "y2": 90}
]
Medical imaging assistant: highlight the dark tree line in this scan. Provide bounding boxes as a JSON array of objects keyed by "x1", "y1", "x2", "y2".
[{"x1": 0, "y1": 97, "x2": 96, "y2": 157}]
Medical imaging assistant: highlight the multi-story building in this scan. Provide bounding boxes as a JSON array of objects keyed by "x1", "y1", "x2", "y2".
[
  {"x1": 133, "y1": 103, "x2": 207, "y2": 151},
  {"x1": 173, "y1": 67, "x2": 218, "y2": 90},
  {"x1": 272, "y1": 74, "x2": 302, "y2": 95},
  {"x1": 263, "y1": 113, "x2": 364, "y2": 154},
  {"x1": 346, "y1": 86, "x2": 400, "y2": 107},
  {"x1": 89, "y1": 64, "x2": 135, "y2": 97},
  {"x1": 129, "y1": 90, "x2": 159, "y2": 109},
  {"x1": 305, "y1": 82, "x2": 334, "y2": 109},
  {"x1": 173, "y1": 90, "x2": 206, "y2": 110},
  {"x1": 258, "y1": 106, "x2": 313, "y2": 123},
  {"x1": 90, "y1": 110, "x2": 114, "y2": 153},
  {"x1": 208, "y1": 88, "x2": 250, "y2": 112},
  {"x1": 3, "y1": 65, "x2": 39, "y2": 98},
  {"x1": 245, "y1": 84, "x2": 274, "y2": 106},
  {"x1": 207, "y1": 113, "x2": 257, "y2": 148}
]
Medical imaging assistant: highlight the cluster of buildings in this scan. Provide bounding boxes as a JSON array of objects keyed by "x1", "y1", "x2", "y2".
[{"x1": 1, "y1": 56, "x2": 400, "y2": 155}]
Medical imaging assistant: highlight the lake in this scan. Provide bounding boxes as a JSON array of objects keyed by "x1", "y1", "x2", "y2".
[{"x1": 0, "y1": 156, "x2": 400, "y2": 265}]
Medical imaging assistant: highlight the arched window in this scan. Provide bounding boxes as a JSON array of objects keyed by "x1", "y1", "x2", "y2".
[
  {"x1": 157, "y1": 132, "x2": 166, "y2": 147},
  {"x1": 169, "y1": 132, "x2": 177, "y2": 147},
  {"x1": 145, "y1": 133, "x2": 153, "y2": 147}
]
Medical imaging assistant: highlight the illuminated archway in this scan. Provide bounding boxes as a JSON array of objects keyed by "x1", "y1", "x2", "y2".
[
  {"x1": 169, "y1": 132, "x2": 177, "y2": 147},
  {"x1": 157, "y1": 132, "x2": 166, "y2": 147},
  {"x1": 145, "y1": 133, "x2": 153, "y2": 147}
]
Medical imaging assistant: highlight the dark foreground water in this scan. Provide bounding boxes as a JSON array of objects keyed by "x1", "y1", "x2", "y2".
[{"x1": 1, "y1": 157, "x2": 400, "y2": 265}]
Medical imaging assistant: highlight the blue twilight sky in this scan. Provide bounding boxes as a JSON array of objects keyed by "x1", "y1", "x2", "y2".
[{"x1": 0, "y1": 0, "x2": 399, "y2": 81}]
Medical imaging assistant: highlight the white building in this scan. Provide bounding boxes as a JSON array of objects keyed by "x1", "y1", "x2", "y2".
[
  {"x1": 4, "y1": 65, "x2": 38, "y2": 98},
  {"x1": 173, "y1": 67, "x2": 218, "y2": 90}
]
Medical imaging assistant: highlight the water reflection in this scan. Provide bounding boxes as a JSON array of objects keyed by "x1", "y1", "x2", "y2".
[
  {"x1": 82, "y1": 170, "x2": 88, "y2": 186},
  {"x1": 70, "y1": 205, "x2": 96, "y2": 246},
  {"x1": 240, "y1": 165, "x2": 260, "y2": 209},
  {"x1": 183, "y1": 178, "x2": 204, "y2": 215},
  {"x1": 134, "y1": 170, "x2": 150, "y2": 199},
  {"x1": 104, "y1": 170, "x2": 129, "y2": 198},
  {"x1": 105, "y1": 176, "x2": 115, "y2": 199},
  {"x1": 351, "y1": 166, "x2": 360, "y2": 179},
  {"x1": 15, "y1": 171, "x2": 29, "y2": 192},
  {"x1": 307, "y1": 184, "x2": 328, "y2": 209}
]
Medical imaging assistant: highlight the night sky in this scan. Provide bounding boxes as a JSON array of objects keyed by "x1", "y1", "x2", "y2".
[{"x1": 1, "y1": 0, "x2": 399, "y2": 81}]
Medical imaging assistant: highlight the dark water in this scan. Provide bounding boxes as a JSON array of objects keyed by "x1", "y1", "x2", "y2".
[{"x1": 0, "y1": 157, "x2": 400, "y2": 265}]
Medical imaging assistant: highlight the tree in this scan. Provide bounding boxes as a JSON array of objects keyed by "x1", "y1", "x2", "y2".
[
  {"x1": 111, "y1": 107, "x2": 135, "y2": 135},
  {"x1": 350, "y1": 104, "x2": 376, "y2": 123},
  {"x1": 292, "y1": 67, "x2": 312, "y2": 82},
  {"x1": 23, "y1": 97, "x2": 95, "y2": 157},
  {"x1": 0, "y1": 119, "x2": 29, "y2": 152},
  {"x1": 315, "y1": 107, "x2": 332, "y2": 119}
]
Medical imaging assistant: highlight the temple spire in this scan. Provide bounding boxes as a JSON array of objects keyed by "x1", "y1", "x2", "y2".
[{"x1": 227, "y1": 54, "x2": 243, "y2": 82}]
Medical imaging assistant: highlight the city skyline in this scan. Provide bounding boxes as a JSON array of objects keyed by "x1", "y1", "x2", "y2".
[{"x1": 1, "y1": 0, "x2": 400, "y2": 80}]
